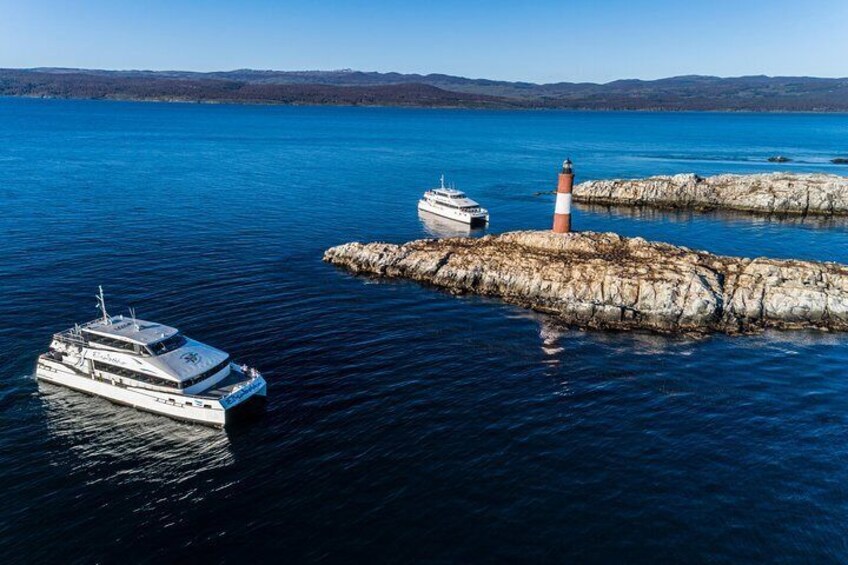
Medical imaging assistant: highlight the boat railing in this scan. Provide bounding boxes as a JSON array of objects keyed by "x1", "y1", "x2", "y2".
[
  {"x1": 53, "y1": 316, "x2": 121, "y2": 347},
  {"x1": 227, "y1": 365, "x2": 262, "y2": 394},
  {"x1": 239, "y1": 364, "x2": 262, "y2": 381},
  {"x1": 211, "y1": 365, "x2": 264, "y2": 406},
  {"x1": 53, "y1": 329, "x2": 87, "y2": 346}
]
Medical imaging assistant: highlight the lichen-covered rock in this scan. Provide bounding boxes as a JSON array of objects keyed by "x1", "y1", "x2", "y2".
[
  {"x1": 574, "y1": 173, "x2": 848, "y2": 215},
  {"x1": 324, "y1": 231, "x2": 848, "y2": 334}
]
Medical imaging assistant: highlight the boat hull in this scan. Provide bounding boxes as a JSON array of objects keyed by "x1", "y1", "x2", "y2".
[
  {"x1": 36, "y1": 358, "x2": 265, "y2": 428},
  {"x1": 417, "y1": 200, "x2": 488, "y2": 226}
]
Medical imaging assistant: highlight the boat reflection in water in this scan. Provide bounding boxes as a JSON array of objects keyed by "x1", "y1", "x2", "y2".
[
  {"x1": 37, "y1": 379, "x2": 236, "y2": 485},
  {"x1": 418, "y1": 209, "x2": 488, "y2": 239}
]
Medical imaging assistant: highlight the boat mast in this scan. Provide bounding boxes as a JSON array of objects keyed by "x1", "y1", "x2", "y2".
[
  {"x1": 96, "y1": 285, "x2": 109, "y2": 324},
  {"x1": 440, "y1": 174, "x2": 445, "y2": 189}
]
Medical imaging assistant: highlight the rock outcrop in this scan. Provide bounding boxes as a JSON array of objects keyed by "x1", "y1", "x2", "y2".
[
  {"x1": 324, "y1": 231, "x2": 848, "y2": 335},
  {"x1": 573, "y1": 173, "x2": 848, "y2": 215}
]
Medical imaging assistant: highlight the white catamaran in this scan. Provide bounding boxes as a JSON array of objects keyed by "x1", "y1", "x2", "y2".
[
  {"x1": 418, "y1": 175, "x2": 489, "y2": 226},
  {"x1": 35, "y1": 288, "x2": 267, "y2": 428}
]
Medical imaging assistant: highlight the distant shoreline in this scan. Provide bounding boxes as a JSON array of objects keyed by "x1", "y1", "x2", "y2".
[
  {"x1": 6, "y1": 94, "x2": 848, "y2": 115},
  {"x1": 3, "y1": 68, "x2": 848, "y2": 113}
]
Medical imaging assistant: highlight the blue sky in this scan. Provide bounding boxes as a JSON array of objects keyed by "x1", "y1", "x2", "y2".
[{"x1": 1, "y1": 0, "x2": 846, "y2": 83}]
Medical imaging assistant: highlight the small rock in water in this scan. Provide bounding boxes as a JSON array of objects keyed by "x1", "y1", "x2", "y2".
[
  {"x1": 767, "y1": 156, "x2": 791, "y2": 163},
  {"x1": 832, "y1": 158, "x2": 848, "y2": 165}
]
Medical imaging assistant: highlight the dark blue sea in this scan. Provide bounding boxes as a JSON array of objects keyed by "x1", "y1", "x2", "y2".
[{"x1": 3, "y1": 98, "x2": 848, "y2": 563}]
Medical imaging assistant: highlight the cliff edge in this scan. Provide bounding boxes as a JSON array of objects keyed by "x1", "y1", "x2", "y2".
[{"x1": 324, "y1": 231, "x2": 848, "y2": 335}]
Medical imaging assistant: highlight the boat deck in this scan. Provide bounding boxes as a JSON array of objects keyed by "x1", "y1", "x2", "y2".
[{"x1": 198, "y1": 368, "x2": 253, "y2": 399}]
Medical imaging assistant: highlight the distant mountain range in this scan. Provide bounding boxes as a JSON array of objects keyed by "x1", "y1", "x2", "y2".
[{"x1": 3, "y1": 68, "x2": 848, "y2": 111}]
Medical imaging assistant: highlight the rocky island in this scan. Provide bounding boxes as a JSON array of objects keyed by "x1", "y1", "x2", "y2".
[
  {"x1": 573, "y1": 173, "x2": 848, "y2": 215},
  {"x1": 325, "y1": 231, "x2": 848, "y2": 335}
]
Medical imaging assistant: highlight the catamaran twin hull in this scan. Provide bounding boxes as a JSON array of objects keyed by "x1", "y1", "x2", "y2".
[
  {"x1": 417, "y1": 200, "x2": 489, "y2": 226},
  {"x1": 37, "y1": 358, "x2": 267, "y2": 427},
  {"x1": 36, "y1": 356, "x2": 266, "y2": 428}
]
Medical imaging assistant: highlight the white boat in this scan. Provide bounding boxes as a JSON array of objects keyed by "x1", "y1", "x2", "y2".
[
  {"x1": 417, "y1": 175, "x2": 489, "y2": 226},
  {"x1": 35, "y1": 288, "x2": 267, "y2": 428}
]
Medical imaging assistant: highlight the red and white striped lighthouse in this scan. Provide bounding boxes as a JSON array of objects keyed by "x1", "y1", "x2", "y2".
[{"x1": 552, "y1": 159, "x2": 574, "y2": 233}]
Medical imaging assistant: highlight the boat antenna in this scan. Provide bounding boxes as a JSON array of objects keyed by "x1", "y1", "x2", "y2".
[
  {"x1": 129, "y1": 307, "x2": 139, "y2": 330},
  {"x1": 96, "y1": 285, "x2": 110, "y2": 324},
  {"x1": 440, "y1": 174, "x2": 445, "y2": 189}
]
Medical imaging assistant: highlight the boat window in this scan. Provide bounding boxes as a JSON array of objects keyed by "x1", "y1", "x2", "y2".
[
  {"x1": 94, "y1": 358, "x2": 230, "y2": 392},
  {"x1": 149, "y1": 333, "x2": 188, "y2": 355},
  {"x1": 181, "y1": 358, "x2": 231, "y2": 389},
  {"x1": 92, "y1": 360, "x2": 179, "y2": 389},
  {"x1": 84, "y1": 333, "x2": 137, "y2": 352}
]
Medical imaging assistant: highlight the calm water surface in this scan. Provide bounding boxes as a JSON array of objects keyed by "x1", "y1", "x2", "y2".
[{"x1": 2, "y1": 99, "x2": 848, "y2": 562}]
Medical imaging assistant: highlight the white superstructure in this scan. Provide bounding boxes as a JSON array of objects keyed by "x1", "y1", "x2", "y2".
[
  {"x1": 35, "y1": 288, "x2": 267, "y2": 428},
  {"x1": 417, "y1": 175, "x2": 489, "y2": 226}
]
